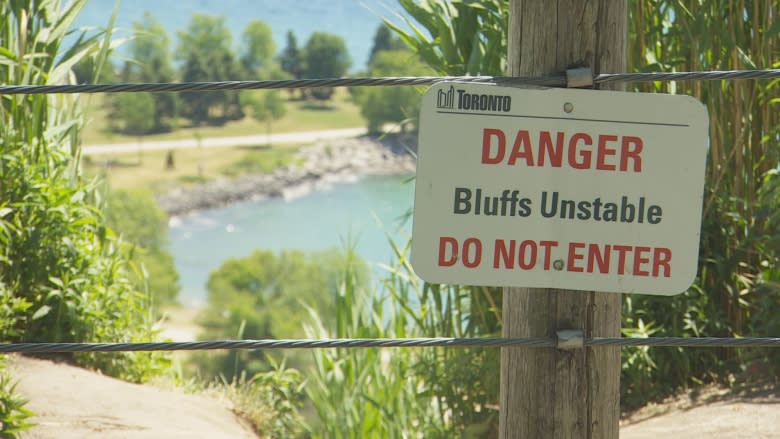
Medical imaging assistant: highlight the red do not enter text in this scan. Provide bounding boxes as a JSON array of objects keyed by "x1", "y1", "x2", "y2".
[{"x1": 438, "y1": 237, "x2": 672, "y2": 278}]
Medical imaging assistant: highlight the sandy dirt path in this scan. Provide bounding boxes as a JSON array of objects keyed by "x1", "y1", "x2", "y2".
[
  {"x1": 82, "y1": 127, "x2": 367, "y2": 155},
  {"x1": 621, "y1": 401, "x2": 780, "y2": 438},
  {"x1": 12, "y1": 356, "x2": 258, "y2": 439},
  {"x1": 10, "y1": 352, "x2": 779, "y2": 438},
  {"x1": 620, "y1": 383, "x2": 780, "y2": 438}
]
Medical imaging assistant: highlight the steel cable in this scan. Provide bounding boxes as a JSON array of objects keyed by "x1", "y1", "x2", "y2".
[
  {"x1": 0, "y1": 337, "x2": 778, "y2": 353},
  {"x1": 0, "y1": 69, "x2": 778, "y2": 95}
]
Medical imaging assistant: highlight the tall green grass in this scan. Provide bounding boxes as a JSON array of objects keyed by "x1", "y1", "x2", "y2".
[
  {"x1": 383, "y1": 0, "x2": 780, "y2": 417},
  {"x1": 305, "y1": 245, "x2": 445, "y2": 438},
  {"x1": 0, "y1": 0, "x2": 168, "y2": 382},
  {"x1": 385, "y1": 0, "x2": 507, "y2": 76},
  {"x1": 305, "y1": 241, "x2": 501, "y2": 437},
  {"x1": 621, "y1": 0, "x2": 780, "y2": 407}
]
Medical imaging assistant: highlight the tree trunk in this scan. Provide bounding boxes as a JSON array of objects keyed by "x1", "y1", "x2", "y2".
[{"x1": 499, "y1": 2, "x2": 626, "y2": 438}]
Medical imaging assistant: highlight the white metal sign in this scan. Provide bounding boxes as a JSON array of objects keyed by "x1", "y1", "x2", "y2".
[{"x1": 411, "y1": 82, "x2": 709, "y2": 295}]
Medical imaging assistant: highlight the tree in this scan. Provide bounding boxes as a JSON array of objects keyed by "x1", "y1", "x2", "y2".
[
  {"x1": 214, "y1": 50, "x2": 246, "y2": 121},
  {"x1": 177, "y1": 14, "x2": 233, "y2": 62},
  {"x1": 241, "y1": 20, "x2": 275, "y2": 76},
  {"x1": 302, "y1": 32, "x2": 351, "y2": 100},
  {"x1": 356, "y1": 49, "x2": 432, "y2": 133},
  {"x1": 177, "y1": 14, "x2": 243, "y2": 124},
  {"x1": 251, "y1": 91, "x2": 286, "y2": 145},
  {"x1": 368, "y1": 25, "x2": 405, "y2": 64},
  {"x1": 131, "y1": 12, "x2": 174, "y2": 76},
  {"x1": 180, "y1": 54, "x2": 211, "y2": 124},
  {"x1": 258, "y1": 61, "x2": 292, "y2": 81},
  {"x1": 72, "y1": 56, "x2": 116, "y2": 83},
  {"x1": 115, "y1": 92, "x2": 155, "y2": 135},
  {"x1": 111, "y1": 11, "x2": 177, "y2": 133},
  {"x1": 278, "y1": 30, "x2": 302, "y2": 79}
]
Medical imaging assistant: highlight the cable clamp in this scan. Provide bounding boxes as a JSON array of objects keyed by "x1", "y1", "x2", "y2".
[
  {"x1": 566, "y1": 67, "x2": 594, "y2": 88},
  {"x1": 556, "y1": 330, "x2": 584, "y2": 349}
]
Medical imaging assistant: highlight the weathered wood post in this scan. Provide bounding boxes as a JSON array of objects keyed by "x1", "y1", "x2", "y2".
[{"x1": 499, "y1": 1, "x2": 626, "y2": 438}]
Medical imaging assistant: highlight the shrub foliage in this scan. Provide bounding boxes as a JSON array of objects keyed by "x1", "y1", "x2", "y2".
[{"x1": 0, "y1": 0, "x2": 168, "y2": 383}]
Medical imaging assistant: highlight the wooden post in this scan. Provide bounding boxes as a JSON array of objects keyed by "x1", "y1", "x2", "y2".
[{"x1": 499, "y1": 1, "x2": 626, "y2": 438}]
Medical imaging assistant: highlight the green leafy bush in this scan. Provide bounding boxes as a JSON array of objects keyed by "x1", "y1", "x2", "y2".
[
  {"x1": 0, "y1": 0, "x2": 168, "y2": 383},
  {"x1": 0, "y1": 360, "x2": 33, "y2": 438},
  {"x1": 212, "y1": 365, "x2": 306, "y2": 437},
  {"x1": 193, "y1": 248, "x2": 368, "y2": 378},
  {"x1": 353, "y1": 49, "x2": 433, "y2": 133},
  {"x1": 103, "y1": 189, "x2": 181, "y2": 308}
]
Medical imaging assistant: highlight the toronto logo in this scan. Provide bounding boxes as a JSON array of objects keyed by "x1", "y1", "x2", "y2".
[
  {"x1": 437, "y1": 85, "x2": 455, "y2": 109},
  {"x1": 436, "y1": 86, "x2": 511, "y2": 112}
]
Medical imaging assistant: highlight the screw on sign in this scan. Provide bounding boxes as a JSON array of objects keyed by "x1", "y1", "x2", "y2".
[{"x1": 411, "y1": 82, "x2": 708, "y2": 295}]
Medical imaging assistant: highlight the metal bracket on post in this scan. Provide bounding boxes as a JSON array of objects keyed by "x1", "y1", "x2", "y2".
[
  {"x1": 566, "y1": 67, "x2": 594, "y2": 88},
  {"x1": 556, "y1": 329, "x2": 584, "y2": 350}
]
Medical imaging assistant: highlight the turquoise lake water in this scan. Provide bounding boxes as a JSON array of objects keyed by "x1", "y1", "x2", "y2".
[
  {"x1": 168, "y1": 174, "x2": 415, "y2": 306},
  {"x1": 73, "y1": 2, "x2": 420, "y2": 305},
  {"x1": 74, "y1": 0, "x2": 411, "y2": 72}
]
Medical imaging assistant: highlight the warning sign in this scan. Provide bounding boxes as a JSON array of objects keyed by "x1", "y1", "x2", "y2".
[{"x1": 411, "y1": 82, "x2": 709, "y2": 295}]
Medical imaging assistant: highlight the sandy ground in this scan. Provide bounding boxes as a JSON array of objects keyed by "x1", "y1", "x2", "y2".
[
  {"x1": 82, "y1": 127, "x2": 367, "y2": 154},
  {"x1": 12, "y1": 356, "x2": 258, "y2": 439},
  {"x1": 12, "y1": 352, "x2": 779, "y2": 438},
  {"x1": 157, "y1": 306, "x2": 202, "y2": 342},
  {"x1": 620, "y1": 382, "x2": 780, "y2": 438},
  {"x1": 11, "y1": 306, "x2": 779, "y2": 438}
]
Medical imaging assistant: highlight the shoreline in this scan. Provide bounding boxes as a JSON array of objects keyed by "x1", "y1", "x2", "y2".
[{"x1": 156, "y1": 134, "x2": 417, "y2": 217}]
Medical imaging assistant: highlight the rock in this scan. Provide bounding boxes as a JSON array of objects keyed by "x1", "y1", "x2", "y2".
[{"x1": 156, "y1": 134, "x2": 417, "y2": 217}]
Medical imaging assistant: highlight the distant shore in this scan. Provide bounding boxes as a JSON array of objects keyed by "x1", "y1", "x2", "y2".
[{"x1": 156, "y1": 134, "x2": 417, "y2": 217}]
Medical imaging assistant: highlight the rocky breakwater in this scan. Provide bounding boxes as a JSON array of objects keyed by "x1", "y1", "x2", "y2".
[{"x1": 156, "y1": 135, "x2": 417, "y2": 217}]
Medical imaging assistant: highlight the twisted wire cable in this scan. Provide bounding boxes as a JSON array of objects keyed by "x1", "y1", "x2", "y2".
[
  {"x1": 594, "y1": 69, "x2": 780, "y2": 84},
  {"x1": 0, "y1": 75, "x2": 564, "y2": 95},
  {"x1": 0, "y1": 69, "x2": 778, "y2": 95},
  {"x1": 2, "y1": 66, "x2": 779, "y2": 355},
  {"x1": 0, "y1": 337, "x2": 777, "y2": 353}
]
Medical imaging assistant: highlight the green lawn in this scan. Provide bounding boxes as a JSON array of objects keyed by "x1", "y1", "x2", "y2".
[
  {"x1": 84, "y1": 143, "x2": 303, "y2": 192},
  {"x1": 81, "y1": 89, "x2": 365, "y2": 145}
]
